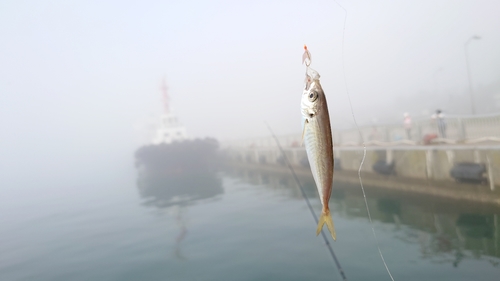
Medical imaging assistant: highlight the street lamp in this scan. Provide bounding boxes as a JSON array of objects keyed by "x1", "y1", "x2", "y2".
[{"x1": 464, "y1": 35, "x2": 481, "y2": 115}]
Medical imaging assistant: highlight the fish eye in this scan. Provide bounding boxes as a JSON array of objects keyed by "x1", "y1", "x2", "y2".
[{"x1": 308, "y1": 91, "x2": 318, "y2": 102}]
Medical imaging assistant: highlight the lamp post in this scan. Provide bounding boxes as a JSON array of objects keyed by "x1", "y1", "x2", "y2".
[{"x1": 464, "y1": 35, "x2": 481, "y2": 115}]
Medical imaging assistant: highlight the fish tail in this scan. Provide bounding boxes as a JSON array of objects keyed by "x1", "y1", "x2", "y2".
[{"x1": 316, "y1": 208, "x2": 336, "y2": 241}]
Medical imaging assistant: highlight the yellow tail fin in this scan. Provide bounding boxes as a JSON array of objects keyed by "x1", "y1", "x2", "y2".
[{"x1": 316, "y1": 209, "x2": 336, "y2": 241}]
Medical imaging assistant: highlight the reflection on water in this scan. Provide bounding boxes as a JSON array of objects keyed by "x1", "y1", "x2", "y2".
[
  {"x1": 137, "y1": 173, "x2": 223, "y2": 209},
  {"x1": 5, "y1": 161, "x2": 499, "y2": 280},
  {"x1": 225, "y1": 165, "x2": 500, "y2": 269},
  {"x1": 137, "y1": 171, "x2": 223, "y2": 259}
]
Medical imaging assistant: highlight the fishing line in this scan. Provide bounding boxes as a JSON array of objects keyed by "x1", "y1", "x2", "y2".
[
  {"x1": 333, "y1": 1, "x2": 395, "y2": 280},
  {"x1": 265, "y1": 122, "x2": 347, "y2": 281}
]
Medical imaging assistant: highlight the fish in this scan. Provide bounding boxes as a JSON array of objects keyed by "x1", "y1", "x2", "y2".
[{"x1": 301, "y1": 45, "x2": 336, "y2": 241}]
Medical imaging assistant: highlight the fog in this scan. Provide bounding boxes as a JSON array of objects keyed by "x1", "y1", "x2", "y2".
[
  {"x1": 1, "y1": 0, "x2": 500, "y2": 182},
  {"x1": 2, "y1": 2, "x2": 500, "y2": 280}
]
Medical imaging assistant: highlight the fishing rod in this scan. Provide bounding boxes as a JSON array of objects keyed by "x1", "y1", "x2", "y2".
[{"x1": 265, "y1": 122, "x2": 347, "y2": 281}]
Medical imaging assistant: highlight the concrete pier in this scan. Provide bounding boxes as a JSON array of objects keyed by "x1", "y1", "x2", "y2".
[
  {"x1": 337, "y1": 146, "x2": 500, "y2": 185},
  {"x1": 222, "y1": 144, "x2": 500, "y2": 205},
  {"x1": 224, "y1": 145, "x2": 500, "y2": 185}
]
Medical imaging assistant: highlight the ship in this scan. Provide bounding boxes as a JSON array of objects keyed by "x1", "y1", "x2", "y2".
[{"x1": 135, "y1": 79, "x2": 220, "y2": 180}]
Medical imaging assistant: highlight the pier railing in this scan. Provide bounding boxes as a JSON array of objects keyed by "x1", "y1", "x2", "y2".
[{"x1": 223, "y1": 113, "x2": 500, "y2": 148}]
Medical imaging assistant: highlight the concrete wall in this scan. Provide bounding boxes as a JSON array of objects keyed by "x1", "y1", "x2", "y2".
[{"x1": 223, "y1": 146, "x2": 500, "y2": 187}]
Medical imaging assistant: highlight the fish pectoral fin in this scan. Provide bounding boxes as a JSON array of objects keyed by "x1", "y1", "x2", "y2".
[
  {"x1": 301, "y1": 119, "x2": 308, "y2": 147},
  {"x1": 316, "y1": 209, "x2": 336, "y2": 241}
]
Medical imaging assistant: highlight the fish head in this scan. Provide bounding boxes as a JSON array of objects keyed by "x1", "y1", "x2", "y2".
[{"x1": 301, "y1": 67, "x2": 326, "y2": 122}]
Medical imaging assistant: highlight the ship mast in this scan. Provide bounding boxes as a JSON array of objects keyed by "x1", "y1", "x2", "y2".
[{"x1": 151, "y1": 77, "x2": 188, "y2": 145}]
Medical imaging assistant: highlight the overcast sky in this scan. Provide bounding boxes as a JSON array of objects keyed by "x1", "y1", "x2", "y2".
[{"x1": 1, "y1": 0, "x2": 500, "y2": 182}]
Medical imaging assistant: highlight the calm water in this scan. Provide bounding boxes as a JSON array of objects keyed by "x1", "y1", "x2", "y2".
[{"x1": 2, "y1": 165, "x2": 500, "y2": 281}]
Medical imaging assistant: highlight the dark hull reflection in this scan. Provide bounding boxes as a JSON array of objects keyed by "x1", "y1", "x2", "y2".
[
  {"x1": 137, "y1": 173, "x2": 223, "y2": 208},
  {"x1": 225, "y1": 165, "x2": 500, "y2": 267}
]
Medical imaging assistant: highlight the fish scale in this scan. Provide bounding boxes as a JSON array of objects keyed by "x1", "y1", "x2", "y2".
[{"x1": 304, "y1": 118, "x2": 327, "y2": 202}]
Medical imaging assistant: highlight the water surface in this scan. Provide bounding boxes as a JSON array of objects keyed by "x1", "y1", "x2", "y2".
[{"x1": 2, "y1": 165, "x2": 499, "y2": 281}]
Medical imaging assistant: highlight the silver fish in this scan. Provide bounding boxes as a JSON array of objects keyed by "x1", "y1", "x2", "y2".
[{"x1": 301, "y1": 45, "x2": 336, "y2": 241}]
